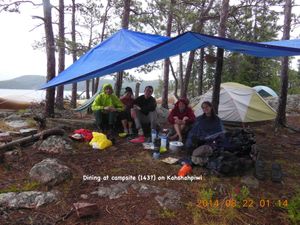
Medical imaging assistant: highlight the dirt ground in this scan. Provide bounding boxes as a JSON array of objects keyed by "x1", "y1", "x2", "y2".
[{"x1": 0, "y1": 109, "x2": 299, "y2": 225}]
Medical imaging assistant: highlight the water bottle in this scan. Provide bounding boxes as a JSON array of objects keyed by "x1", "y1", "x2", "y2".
[
  {"x1": 154, "y1": 137, "x2": 161, "y2": 151},
  {"x1": 151, "y1": 129, "x2": 157, "y2": 143},
  {"x1": 160, "y1": 134, "x2": 168, "y2": 153}
]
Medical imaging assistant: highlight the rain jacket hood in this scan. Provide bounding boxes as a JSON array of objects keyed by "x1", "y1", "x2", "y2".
[
  {"x1": 92, "y1": 83, "x2": 124, "y2": 112},
  {"x1": 102, "y1": 83, "x2": 113, "y2": 93}
]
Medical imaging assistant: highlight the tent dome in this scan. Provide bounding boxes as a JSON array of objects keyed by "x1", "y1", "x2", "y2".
[
  {"x1": 253, "y1": 85, "x2": 278, "y2": 97},
  {"x1": 192, "y1": 82, "x2": 276, "y2": 122}
]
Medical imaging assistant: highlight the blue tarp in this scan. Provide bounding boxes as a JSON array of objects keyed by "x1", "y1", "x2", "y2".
[{"x1": 41, "y1": 29, "x2": 300, "y2": 89}]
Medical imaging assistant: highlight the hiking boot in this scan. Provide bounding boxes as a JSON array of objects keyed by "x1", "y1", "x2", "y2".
[
  {"x1": 271, "y1": 163, "x2": 283, "y2": 183},
  {"x1": 254, "y1": 160, "x2": 265, "y2": 180}
]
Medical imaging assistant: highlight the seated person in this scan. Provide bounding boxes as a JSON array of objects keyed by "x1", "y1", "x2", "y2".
[
  {"x1": 92, "y1": 84, "x2": 124, "y2": 134},
  {"x1": 168, "y1": 98, "x2": 196, "y2": 142},
  {"x1": 131, "y1": 86, "x2": 157, "y2": 138},
  {"x1": 119, "y1": 87, "x2": 135, "y2": 135},
  {"x1": 185, "y1": 101, "x2": 224, "y2": 156}
]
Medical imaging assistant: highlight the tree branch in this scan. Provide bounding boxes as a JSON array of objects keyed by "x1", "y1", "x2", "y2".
[
  {"x1": 0, "y1": 1, "x2": 42, "y2": 13},
  {"x1": 32, "y1": 15, "x2": 45, "y2": 21}
]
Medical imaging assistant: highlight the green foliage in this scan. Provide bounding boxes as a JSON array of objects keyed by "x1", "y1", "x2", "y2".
[
  {"x1": 235, "y1": 186, "x2": 250, "y2": 203},
  {"x1": 287, "y1": 191, "x2": 300, "y2": 225},
  {"x1": 159, "y1": 209, "x2": 176, "y2": 219},
  {"x1": 198, "y1": 188, "x2": 215, "y2": 201},
  {"x1": 288, "y1": 69, "x2": 300, "y2": 94}
]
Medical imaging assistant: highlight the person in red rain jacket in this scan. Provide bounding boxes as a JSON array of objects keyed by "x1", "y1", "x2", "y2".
[{"x1": 168, "y1": 98, "x2": 196, "y2": 142}]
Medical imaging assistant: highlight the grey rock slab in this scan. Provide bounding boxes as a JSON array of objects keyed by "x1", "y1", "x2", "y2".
[
  {"x1": 0, "y1": 191, "x2": 58, "y2": 209},
  {"x1": 29, "y1": 158, "x2": 72, "y2": 186},
  {"x1": 4, "y1": 114, "x2": 23, "y2": 121},
  {"x1": 131, "y1": 183, "x2": 162, "y2": 196},
  {"x1": 38, "y1": 135, "x2": 73, "y2": 154},
  {"x1": 154, "y1": 191, "x2": 181, "y2": 210},
  {"x1": 5, "y1": 120, "x2": 29, "y2": 128},
  {"x1": 92, "y1": 182, "x2": 131, "y2": 199}
]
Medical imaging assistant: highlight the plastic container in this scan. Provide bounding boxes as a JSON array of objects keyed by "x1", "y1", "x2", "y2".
[
  {"x1": 169, "y1": 141, "x2": 184, "y2": 153},
  {"x1": 152, "y1": 152, "x2": 160, "y2": 159},
  {"x1": 151, "y1": 129, "x2": 157, "y2": 143},
  {"x1": 178, "y1": 164, "x2": 192, "y2": 177}
]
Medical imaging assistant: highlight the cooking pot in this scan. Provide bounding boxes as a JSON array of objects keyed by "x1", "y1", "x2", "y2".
[{"x1": 169, "y1": 141, "x2": 184, "y2": 153}]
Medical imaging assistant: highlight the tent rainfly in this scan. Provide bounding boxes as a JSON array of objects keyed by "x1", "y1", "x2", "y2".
[
  {"x1": 253, "y1": 85, "x2": 278, "y2": 97},
  {"x1": 40, "y1": 29, "x2": 300, "y2": 89},
  {"x1": 192, "y1": 82, "x2": 277, "y2": 122}
]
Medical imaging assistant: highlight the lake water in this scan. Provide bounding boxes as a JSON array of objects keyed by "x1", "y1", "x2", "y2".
[
  {"x1": 0, "y1": 88, "x2": 149, "y2": 103},
  {"x1": 0, "y1": 89, "x2": 74, "y2": 102}
]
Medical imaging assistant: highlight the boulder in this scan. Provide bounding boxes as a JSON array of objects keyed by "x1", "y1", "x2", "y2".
[
  {"x1": 37, "y1": 135, "x2": 72, "y2": 154},
  {"x1": 29, "y1": 158, "x2": 72, "y2": 186}
]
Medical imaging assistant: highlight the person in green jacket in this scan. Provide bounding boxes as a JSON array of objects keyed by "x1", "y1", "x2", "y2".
[{"x1": 92, "y1": 84, "x2": 124, "y2": 133}]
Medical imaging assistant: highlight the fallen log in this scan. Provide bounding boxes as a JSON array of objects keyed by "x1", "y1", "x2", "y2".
[{"x1": 0, "y1": 128, "x2": 65, "y2": 152}]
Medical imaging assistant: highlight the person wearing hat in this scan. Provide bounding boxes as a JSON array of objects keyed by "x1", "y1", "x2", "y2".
[
  {"x1": 119, "y1": 87, "x2": 135, "y2": 135},
  {"x1": 92, "y1": 84, "x2": 124, "y2": 135}
]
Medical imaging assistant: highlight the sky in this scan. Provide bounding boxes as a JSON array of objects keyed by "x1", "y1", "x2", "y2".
[
  {"x1": 0, "y1": 3, "x2": 299, "y2": 82},
  {"x1": 0, "y1": 8, "x2": 48, "y2": 80}
]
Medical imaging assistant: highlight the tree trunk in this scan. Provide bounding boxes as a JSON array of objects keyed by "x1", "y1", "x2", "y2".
[
  {"x1": 86, "y1": 80, "x2": 90, "y2": 99},
  {"x1": 43, "y1": 0, "x2": 56, "y2": 117},
  {"x1": 94, "y1": 0, "x2": 111, "y2": 94},
  {"x1": 182, "y1": 51, "x2": 195, "y2": 98},
  {"x1": 56, "y1": 0, "x2": 65, "y2": 109},
  {"x1": 179, "y1": 54, "x2": 184, "y2": 97},
  {"x1": 275, "y1": 0, "x2": 292, "y2": 127},
  {"x1": 197, "y1": 48, "x2": 204, "y2": 95},
  {"x1": 0, "y1": 128, "x2": 65, "y2": 152},
  {"x1": 212, "y1": 0, "x2": 229, "y2": 114},
  {"x1": 115, "y1": 0, "x2": 131, "y2": 97},
  {"x1": 70, "y1": 0, "x2": 77, "y2": 108},
  {"x1": 169, "y1": 60, "x2": 178, "y2": 99},
  {"x1": 135, "y1": 82, "x2": 140, "y2": 98},
  {"x1": 181, "y1": 0, "x2": 214, "y2": 98},
  {"x1": 162, "y1": 0, "x2": 175, "y2": 109}
]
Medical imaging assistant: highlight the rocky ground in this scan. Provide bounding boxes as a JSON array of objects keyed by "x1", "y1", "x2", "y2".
[{"x1": 0, "y1": 104, "x2": 299, "y2": 225}]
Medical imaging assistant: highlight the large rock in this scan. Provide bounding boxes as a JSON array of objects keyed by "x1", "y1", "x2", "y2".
[
  {"x1": 37, "y1": 135, "x2": 73, "y2": 154},
  {"x1": 29, "y1": 158, "x2": 72, "y2": 186},
  {"x1": 0, "y1": 191, "x2": 58, "y2": 209}
]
